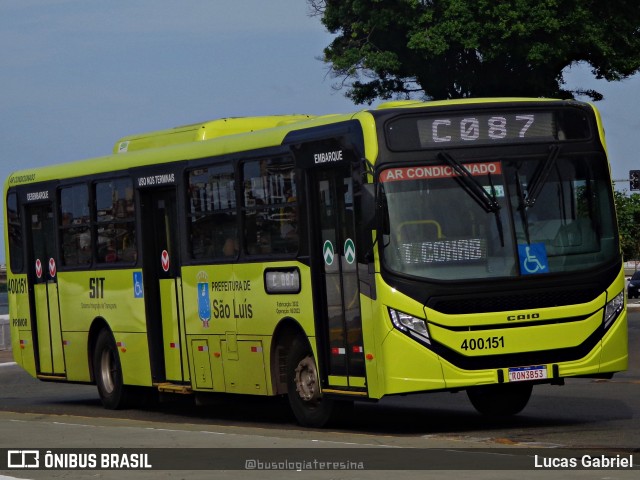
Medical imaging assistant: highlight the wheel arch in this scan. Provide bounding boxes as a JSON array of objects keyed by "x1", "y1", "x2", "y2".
[{"x1": 269, "y1": 317, "x2": 313, "y2": 395}]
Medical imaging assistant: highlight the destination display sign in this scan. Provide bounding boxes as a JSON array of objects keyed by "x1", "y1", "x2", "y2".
[
  {"x1": 422, "y1": 113, "x2": 552, "y2": 145},
  {"x1": 385, "y1": 109, "x2": 591, "y2": 151}
]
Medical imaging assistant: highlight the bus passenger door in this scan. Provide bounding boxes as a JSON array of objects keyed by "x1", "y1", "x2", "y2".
[
  {"x1": 25, "y1": 202, "x2": 66, "y2": 376},
  {"x1": 310, "y1": 166, "x2": 366, "y2": 390},
  {"x1": 140, "y1": 187, "x2": 188, "y2": 385}
]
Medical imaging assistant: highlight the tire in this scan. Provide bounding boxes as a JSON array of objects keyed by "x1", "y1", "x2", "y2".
[
  {"x1": 286, "y1": 338, "x2": 334, "y2": 427},
  {"x1": 467, "y1": 382, "x2": 533, "y2": 416},
  {"x1": 93, "y1": 329, "x2": 133, "y2": 409}
]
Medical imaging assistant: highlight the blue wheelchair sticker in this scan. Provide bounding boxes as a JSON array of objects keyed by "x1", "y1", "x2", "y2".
[
  {"x1": 518, "y1": 243, "x2": 549, "y2": 275},
  {"x1": 133, "y1": 272, "x2": 144, "y2": 298}
]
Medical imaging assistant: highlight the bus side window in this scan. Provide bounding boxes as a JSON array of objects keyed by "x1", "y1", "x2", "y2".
[
  {"x1": 242, "y1": 157, "x2": 297, "y2": 256},
  {"x1": 6, "y1": 192, "x2": 24, "y2": 273},
  {"x1": 59, "y1": 184, "x2": 91, "y2": 266},
  {"x1": 94, "y1": 178, "x2": 136, "y2": 264},
  {"x1": 187, "y1": 163, "x2": 237, "y2": 260}
]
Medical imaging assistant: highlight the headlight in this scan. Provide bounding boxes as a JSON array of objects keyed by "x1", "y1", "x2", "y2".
[
  {"x1": 604, "y1": 291, "x2": 624, "y2": 329},
  {"x1": 389, "y1": 308, "x2": 430, "y2": 344}
]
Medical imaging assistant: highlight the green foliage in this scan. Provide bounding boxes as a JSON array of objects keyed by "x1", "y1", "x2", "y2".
[
  {"x1": 614, "y1": 191, "x2": 640, "y2": 261},
  {"x1": 311, "y1": 0, "x2": 640, "y2": 104}
]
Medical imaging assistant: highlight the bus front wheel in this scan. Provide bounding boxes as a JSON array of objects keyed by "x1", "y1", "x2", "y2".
[
  {"x1": 286, "y1": 338, "x2": 334, "y2": 427},
  {"x1": 93, "y1": 329, "x2": 133, "y2": 409},
  {"x1": 467, "y1": 382, "x2": 533, "y2": 416}
]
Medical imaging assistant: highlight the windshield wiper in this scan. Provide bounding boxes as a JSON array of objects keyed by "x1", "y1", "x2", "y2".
[
  {"x1": 515, "y1": 171, "x2": 531, "y2": 244},
  {"x1": 438, "y1": 152, "x2": 504, "y2": 246},
  {"x1": 525, "y1": 145, "x2": 560, "y2": 208},
  {"x1": 437, "y1": 152, "x2": 500, "y2": 213}
]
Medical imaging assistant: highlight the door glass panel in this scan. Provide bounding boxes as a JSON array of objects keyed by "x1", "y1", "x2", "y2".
[
  {"x1": 316, "y1": 168, "x2": 364, "y2": 378},
  {"x1": 317, "y1": 176, "x2": 346, "y2": 375},
  {"x1": 29, "y1": 204, "x2": 55, "y2": 281}
]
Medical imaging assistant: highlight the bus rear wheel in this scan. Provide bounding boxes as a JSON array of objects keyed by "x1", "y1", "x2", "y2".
[
  {"x1": 467, "y1": 382, "x2": 533, "y2": 416},
  {"x1": 286, "y1": 338, "x2": 334, "y2": 428},
  {"x1": 93, "y1": 329, "x2": 133, "y2": 409}
]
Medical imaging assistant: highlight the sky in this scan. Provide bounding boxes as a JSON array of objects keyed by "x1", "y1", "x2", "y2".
[{"x1": 2, "y1": 0, "x2": 640, "y2": 263}]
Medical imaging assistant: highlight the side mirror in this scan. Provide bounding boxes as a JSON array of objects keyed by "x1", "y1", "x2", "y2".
[
  {"x1": 359, "y1": 183, "x2": 376, "y2": 232},
  {"x1": 356, "y1": 183, "x2": 377, "y2": 264}
]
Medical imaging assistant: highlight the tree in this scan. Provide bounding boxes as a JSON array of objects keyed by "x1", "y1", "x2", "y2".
[
  {"x1": 614, "y1": 190, "x2": 640, "y2": 263},
  {"x1": 310, "y1": 0, "x2": 640, "y2": 104}
]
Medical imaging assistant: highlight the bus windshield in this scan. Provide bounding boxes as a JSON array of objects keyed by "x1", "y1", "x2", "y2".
[{"x1": 380, "y1": 152, "x2": 618, "y2": 281}]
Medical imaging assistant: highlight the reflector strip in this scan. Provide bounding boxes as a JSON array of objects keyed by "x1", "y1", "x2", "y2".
[
  {"x1": 331, "y1": 347, "x2": 346, "y2": 355},
  {"x1": 197, "y1": 345, "x2": 209, "y2": 352},
  {"x1": 170, "y1": 342, "x2": 179, "y2": 349},
  {"x1": 352, "y1": 346, "x2": 363, "y2": 353},
  {"x1": 250, "y1": 346, "x2": 263, "y2": 353}
]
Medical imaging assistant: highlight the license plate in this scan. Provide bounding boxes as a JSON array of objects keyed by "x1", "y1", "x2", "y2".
[{"x1": 508, "y1": 365, "x2": 548, "y2": 382}]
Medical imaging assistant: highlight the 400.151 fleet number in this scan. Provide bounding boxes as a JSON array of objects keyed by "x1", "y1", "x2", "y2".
[{"x1": 460, "y1": 336, "x2": 505, "y2": 351}]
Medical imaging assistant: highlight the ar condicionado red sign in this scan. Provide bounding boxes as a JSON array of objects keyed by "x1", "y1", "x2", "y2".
[{"x1": 380, "y1": 161, "x2": 502, "y2": 183}]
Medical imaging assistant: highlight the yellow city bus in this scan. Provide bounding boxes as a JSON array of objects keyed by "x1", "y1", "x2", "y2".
[{"x1": 3, "y1": 98, "x2": 627, "y2": 427}]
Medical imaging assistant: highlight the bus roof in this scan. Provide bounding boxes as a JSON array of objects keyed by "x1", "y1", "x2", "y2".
[
  {"x1": 5, "y1": 98, "x2": 594, "y2": 190},
  {"x1": 112, "y1": 114, "x2": 316, "y2": 154},
  {"x1": 4, "y1": 111, "x2": 354, "y2": 189}
]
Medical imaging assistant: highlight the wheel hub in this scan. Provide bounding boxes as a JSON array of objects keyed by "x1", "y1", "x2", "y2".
[
  {"x1": 100, "y1": 349, "x2": 116, "y2": 394},
  {"x1": 294, "y1": 355, "x2": 320, "y2": 402}
]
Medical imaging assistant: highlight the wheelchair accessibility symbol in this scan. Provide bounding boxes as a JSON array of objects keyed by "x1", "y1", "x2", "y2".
[
  {"x1": 518, "y1": 243, "x2": 549, "y2": 275},
  {"x1": 133, "y1": 272, "x2": 144, "y2": 298}
]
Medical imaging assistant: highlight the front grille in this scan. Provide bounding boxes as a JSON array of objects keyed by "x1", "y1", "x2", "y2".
[{"x1": 427, "y1": 287, "x2": 602, "y2": 314}]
